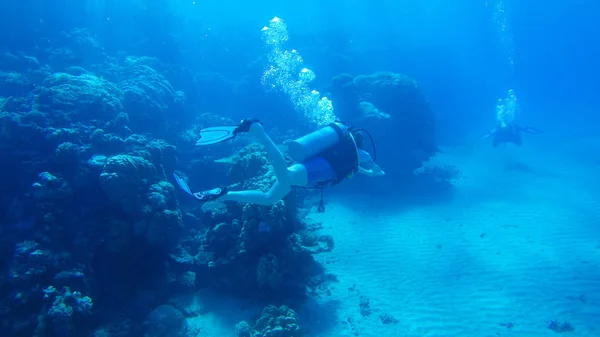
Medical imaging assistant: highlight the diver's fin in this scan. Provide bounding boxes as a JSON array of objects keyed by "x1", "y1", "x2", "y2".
[
  {"x1": 195, "y1": 118, "x2": 261, "y2": 146},
  {"x1": 195, "y1": 125, "x2": 240, "y2": 146},
  {"x1": 192, "y1": 187, "x2": 227, "y2": 202},
  {"x1": 173, "y1": 172, "x2": 194, "y2": 196},
  {"x1": 173, "y1": 172, "x2": 227, "y2": 202}
]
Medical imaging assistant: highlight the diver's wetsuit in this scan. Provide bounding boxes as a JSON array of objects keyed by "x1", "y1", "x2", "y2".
[
  {"x1": 481, "y1": 124, "x2": 542, "y2": 147},
  {"x1": 308, "y1": 125, "x2": 361, "y2": 187}
]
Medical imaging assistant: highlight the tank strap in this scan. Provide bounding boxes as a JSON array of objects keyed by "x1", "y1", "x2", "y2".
[
  {"x1": 328, "y1": 122, "x2": 347, "y2": 141},
  {"x1": 317, "y1": 188, "x2": 325, "y2": 212},
  {"x1": 294, "y1": 182, "x2": 330, "y2": 212}
]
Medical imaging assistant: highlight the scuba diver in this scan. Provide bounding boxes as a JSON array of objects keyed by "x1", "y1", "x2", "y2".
[
  {"x1": 174, "y1": 118, "x2": 384, "y2": 210},
  {"x1": 481, "y1": 89, "x2": 542, "y2": 147},
  {"x1": 480, "y1": 123, "x2": 542, "y2": 147}
]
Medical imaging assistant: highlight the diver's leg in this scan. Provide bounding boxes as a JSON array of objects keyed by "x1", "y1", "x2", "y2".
[
  {"x1": 249, "y1": 123, "x2": 290, "y2": 184},
  {"x1": 218, "y1": 180, "x2": 291, "y2": 205},
  {"x1": 521, "y1": 126, "x2": 542, "y2": 134},
  {"x1": 287, "y1": 163, "x2": 309, "y2": 186},
  {"x1": 480, "y1": 129, "x2": 496, "y2": 141},
  {"x1": 214, "y1": 122, "x2": 308, "y2": 205},
  {"x1": 217, "y1": 162, "x2": 308, "y2": 205}
]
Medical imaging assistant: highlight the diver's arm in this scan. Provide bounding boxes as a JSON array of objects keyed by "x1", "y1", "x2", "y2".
[
  {"x1": 358, "y1": 164, "x2": 385, "y2": 177},
  {"x1": 358, "y1": 166, "x2": 374, "y2": 176},
  {"x1": 518, "y1": 125, "x2": 542, "y2": 134},
  {"x1": 370, "y1": 163, "x2": 385, "y2": 176},
  {"x1": 248, "y1": 122, "x2": 290, "y2": 182},
  {"x1": 480, "y1": 128, "x2": 498, "y2": 140}
]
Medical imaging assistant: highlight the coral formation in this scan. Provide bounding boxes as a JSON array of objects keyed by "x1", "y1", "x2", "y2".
[
  {"x1": 237, "y1": 305, "x2": 302, "y2": 337},
  {"x1": 171, "y1": 142, "x2": 327, "y2": 301},
  {"x1": 37, "y1": 72, "x2": 123, "y2": 125},
  {"x1": 142, "y1": 305, "x2": 187, "y2": 337},
  {"x1": 0, "y1": 16, "x2": 444, "y2": 337},
  {"x1": 329, "y1": 71, "x2": 438, "y2": 177}
]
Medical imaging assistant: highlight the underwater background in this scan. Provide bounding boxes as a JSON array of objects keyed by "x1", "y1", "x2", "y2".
[{"x1": 1, "y1": 0, "x2": 599, "y2": 336}]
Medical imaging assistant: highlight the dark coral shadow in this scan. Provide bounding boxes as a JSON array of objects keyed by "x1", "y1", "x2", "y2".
[{"x1": 297, "y1": 297, "x2": 342, "y2": 336}]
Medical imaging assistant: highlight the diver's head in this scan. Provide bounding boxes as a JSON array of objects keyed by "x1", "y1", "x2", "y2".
[
  {"x1": 352, "y1": 130, "x2": 365, "y2": 149},
  {"x1": 350, "y1": 127, "x2": 377, "y2": 161}
]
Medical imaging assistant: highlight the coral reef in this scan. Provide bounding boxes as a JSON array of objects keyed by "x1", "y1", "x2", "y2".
[
  {"x1": 171, "y1": 142, "x2": 327, "y2": 300},
  {"x1": 329, "y1": 71, "x2": 438, "y2": 178},
  {"x1": 112, "y1": 57, "x2": 186, "y2": 135},
  {"x1": 236, "y1": 305, "x2": 302, "y2": 337},
  {"x1": 0, "y1": 43, "x2": 330, "y2": 336},
  {"x1": 142, "y1": 305, "x2": 187, "y2": 337},
  {"x1": 0, "y1": 15, "x2": 447, "y2": 337},
  {"x1": 37, "y1": 72, "x2": 123, "y2": 125}
]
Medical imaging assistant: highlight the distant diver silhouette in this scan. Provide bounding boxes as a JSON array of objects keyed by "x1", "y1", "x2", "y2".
[{"x1": 481, "y1": 123, "x2": 542, "y2": 147}]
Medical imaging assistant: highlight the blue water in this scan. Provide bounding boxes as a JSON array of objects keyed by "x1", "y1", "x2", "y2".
[{"x1": 0, "y1": 1, "x2": 598, "y2": 336}]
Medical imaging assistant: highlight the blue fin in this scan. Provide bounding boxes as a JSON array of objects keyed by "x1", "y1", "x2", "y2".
[
  {"x1": 192, "y1": 188, "x2": 225, "y2": 201},
  {"x1": 195, "y1": 125, "x2": 239, "y2": 146},
  {"x1": 173, "y1": 172, "x2": 193, "y2": 196}
]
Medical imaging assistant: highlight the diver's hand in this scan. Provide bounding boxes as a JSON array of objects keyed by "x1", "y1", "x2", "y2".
[
  {"x1": 358, "y1": 167, "x2": 372, "y2": 176},
  {"x1": 373, "y1": 170, "x2": 385, "y2": 176},
  {"x1": 372, "y1": 164, "x2": 385, "y2": 176}
]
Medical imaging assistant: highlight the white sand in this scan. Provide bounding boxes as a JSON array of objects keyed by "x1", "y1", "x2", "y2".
[{"x1": 302, "y1": 139, "x2": 600, "y2": 337}]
